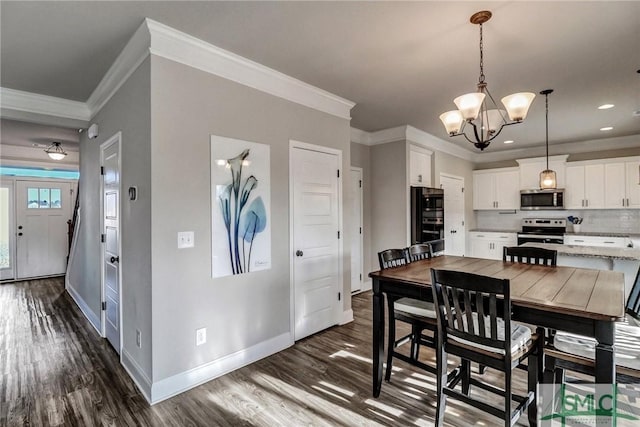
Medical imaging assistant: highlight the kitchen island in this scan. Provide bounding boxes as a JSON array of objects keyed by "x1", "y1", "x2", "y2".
[{"x1": 521, "y1": 242, "x2": 640, "y2": 300}]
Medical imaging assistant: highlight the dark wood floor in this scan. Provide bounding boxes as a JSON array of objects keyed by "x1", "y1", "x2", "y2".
[{"x1": 1, "y1": 277, "x2": 542, "y2": 426}]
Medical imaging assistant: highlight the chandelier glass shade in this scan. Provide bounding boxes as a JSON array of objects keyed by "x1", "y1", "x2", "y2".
[
  {"x1": 539, "y1": 89, "x2": 557, "y2": 189},
  {"x1": 44, "y1": 141, "x2": 67, "y2": 160},
  {"x1": 440, "y1": 11, "x2": 535, "y2": 151}
]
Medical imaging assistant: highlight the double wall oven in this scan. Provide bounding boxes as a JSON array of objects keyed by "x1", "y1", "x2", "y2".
[
  {"x1": 410, "y1": 186, "x2": 444, "y2": 244},
  {"x1": 517, "y1": 218, "x2": 566, "y2": 245}
]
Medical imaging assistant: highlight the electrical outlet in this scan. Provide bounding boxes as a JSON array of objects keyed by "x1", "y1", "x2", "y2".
[
  {"x1": 136, "y1": 330, "x2": 142, "y2": 348},
  {"x1": 177, "y1": 231, "x2": 195, "y2": 249},
  {"x1": 196, "y1": 327, "x2": 206, "y2": 346}
]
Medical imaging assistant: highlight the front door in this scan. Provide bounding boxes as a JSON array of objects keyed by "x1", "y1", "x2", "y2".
[
  {"x1": 440, "y1": 174, "x2": 466, "y2": 256},
  {"x1": 16, "y1": 180, "x2": 72, "y2": 279},
  {"x1": 102, "y1": 135, "x2": 121, "y2": 353},
  {"x1": 291, "y1": 143, "x2": 341, "y2": 340}
]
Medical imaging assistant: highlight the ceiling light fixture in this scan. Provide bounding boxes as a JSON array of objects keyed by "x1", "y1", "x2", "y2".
[
  {"x1": 539, "y1": 89, "x2": 557, "y2": 189},
  {"x1": 598, "y1": 104, "x2": 614, "y2": 110},
  {"x1": 504, "y1": 140, "x2": 514, "y2": 144},
  {"x1": 600, "y1": 126, "x2": 613, "y2": 131},
  {"x1": 44, "y1": 141, "x2": 67, "y2": 160},
  {"x1": 439, "y1": 10, "x2": 535, "y2": 151}
]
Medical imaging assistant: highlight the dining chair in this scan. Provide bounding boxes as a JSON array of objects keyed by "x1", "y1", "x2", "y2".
[
  {"x1": 407, "y1": 243, "x2": 432, "y2": 262},
  {"x1": 430, "y1": 269, "x2": 542, "y2": 427},
  {"x1": 428, "y1": 238, "x2": 445, "y2": 256},
  {"x1": 545, "y1": 266, "x2": 640, "y2": 383},
  {"x1": 503, "y1": 246, "x2": 557, "y2": 266},
  {"x1": 377, "y1": 248, "x2": 439, "y2": 383}
]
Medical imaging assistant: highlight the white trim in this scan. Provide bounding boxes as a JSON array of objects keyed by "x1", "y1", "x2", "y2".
[
  {"x1": 0, "y1": 87, "x2": 90, "y2": 121},
  {"x1": 121, "y1": 348, "x2": 152, "y2": 403},
  {"x1": 0, "y1": 181, "x2": 15, "y2": 281},
  {"x1": 65, "y1": 282, "x2": 101, "y2": 334},
  {"x1": 361, "y1": 279, "x2": 372, "y2": 292},
  {"x1": 350, "y1": 127, "x2": 370, "y2": 145},
  {"x1": 145, "y1": 19, "x2": 354, "y2": 120},
  {"x1": 86, "y1": 23, "x2": 151, "y2": 116},
  {"x1": 515, "y1": 155, "x2": 569, "y2": 165},
  {"x1": 99, "y1": 132, "x2": 123, "y2": 355},
  {"x1": 289, "y1": 140, "x2": 344, "y2": 340},
  {"x1": 150, "y1": 332, "x2": 292, "y2": 404},
  {"x1": 349, "y1": 166, "x2": 364, "y2": 295},
  {"x1": 340, "y1": 309, "x2": 354, "y2": 325}
]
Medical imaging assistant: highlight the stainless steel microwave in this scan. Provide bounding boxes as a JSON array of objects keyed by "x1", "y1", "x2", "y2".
[{"x1": 520, "y1": 189, "x2": 565, "y2": 210}]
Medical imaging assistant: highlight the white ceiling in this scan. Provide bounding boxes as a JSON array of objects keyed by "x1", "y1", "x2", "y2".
[{"x1": 1, "y1": 1, "x2": 639, "y2": 154}]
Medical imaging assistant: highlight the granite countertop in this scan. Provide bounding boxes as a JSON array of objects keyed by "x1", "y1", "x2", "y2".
[
  {"x1": 521, "y1": 242, "x2": 640, "y2": 261},
  {"x1": 564, "y1": 231, "x2": 638, "y2": 238},
  {"x1": 469, "y1": 229, "x2": 519, "y2": 234}
]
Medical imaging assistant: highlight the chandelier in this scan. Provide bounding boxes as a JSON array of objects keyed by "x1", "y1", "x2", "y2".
[
  {"x1": 44, "y1": 141, "x2": 67, "y2": 160},
  {"x1": 439, "y1": 11, "x2": 535, "y2": 151}
]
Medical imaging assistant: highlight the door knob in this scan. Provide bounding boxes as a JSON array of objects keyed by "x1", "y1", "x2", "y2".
[
  {"x1": 296, "y1": 250, "x2": 303, "y2": 257},
  {"x1": 110, "y1": 256, "x2": 120, "y2": 263}
]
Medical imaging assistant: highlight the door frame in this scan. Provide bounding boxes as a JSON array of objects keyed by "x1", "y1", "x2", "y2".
[
  {"x1": 440, "y1": 172, "x2": 466, "y2": 256},
  {"x1": 288, "y1": 140, "x2": 343, "y2": 340},
  {"x1": 100, "y1": 132, "x2": 123, "y2": 355},
  {"x1": 349, "y1": 166, "x2": 363, "y2": 293},
  {"x1": 0, "y1": 180, "x2": 15, "y2": 281}
]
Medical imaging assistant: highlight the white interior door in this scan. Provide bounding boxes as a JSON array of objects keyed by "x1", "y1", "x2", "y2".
[
  {"x1": 102, "y1": 135, "x2": 121, "y2": 353},
  {"x1": 349, "y1": 167, "x2": 363, "y2": 293},
  {"x1": 440, "y1": 174, "x2": 465, "y2": 256},
  {"x1": 0, "y1": 181, "x2": 15, "y2": 280},
  {"x1": 16, "y1": 180, "x2": 72, "y2": 279},
  {"x1": 291, "y1": 144, "x2": 341, "y2": 340}
]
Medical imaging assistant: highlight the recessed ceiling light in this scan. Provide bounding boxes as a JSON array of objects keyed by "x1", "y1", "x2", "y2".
[
  {"x1": 600, "y1": 126, "x2": 613, "y2": 131},
  {"x1": 598, "y1": 104, "x2": 614, "y2": 110},
  {"x1": 504, "y1": 140, "x2": 514, "y2": 144}
]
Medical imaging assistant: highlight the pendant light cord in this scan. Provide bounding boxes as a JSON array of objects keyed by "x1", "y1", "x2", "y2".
[
  {"x1": 545, "y1": 93, "x2": 549, "y2": 170},
  {"x1": 479, "y1": 24, "x2": 485, "y2": 84}
]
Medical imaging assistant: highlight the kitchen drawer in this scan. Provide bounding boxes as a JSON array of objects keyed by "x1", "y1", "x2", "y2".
[{"x1": 564, "y1": 235, "x2": 629, "y2": 248}]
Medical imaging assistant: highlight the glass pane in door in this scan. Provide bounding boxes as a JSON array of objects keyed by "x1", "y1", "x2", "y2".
[{"x1": 0, "y1": 188, "x2": 9, "y2": 269}]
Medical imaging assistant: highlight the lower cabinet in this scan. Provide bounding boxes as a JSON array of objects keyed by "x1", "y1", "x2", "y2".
[{"x1": 469, "y1": 232, "x2": 518, "y2": 260}]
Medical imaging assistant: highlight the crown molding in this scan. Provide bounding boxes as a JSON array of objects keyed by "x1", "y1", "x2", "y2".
[
  {"x1": 350, "y1": 125, "x2": 474, "y2": 161},
  {"x1": 86, "y1": 20, "x2": 151, "y2": 116},
  {"x1": 145, "y1": 19, "x2": 355, "y2": 120},
  {"x1": 0, "y1": 87, "x2": 90, "y2": 121}
]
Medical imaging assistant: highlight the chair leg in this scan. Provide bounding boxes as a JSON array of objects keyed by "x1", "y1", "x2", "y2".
[
  {"x1": 504, "y1": 367, "x2": 512, "y2": 427},
  {"x1": 461, "y1": 359, "x2": 471, "y2": 395},
  {"x1": 478, "y1": 364, "x2": 486, "y2": 375},
  {"x1": 410, "y1": 324, "x2": 420, "y2": 360},
  {"x1": 554, "y1": 367, "x2": 565, "y2": 386},
  {"x1": 385, "y1": 298, "x2": 396, "y2": 382},
  {"x1": 528, "y1": 352, "x2": 539, "y2": 427},
  {"x1": 434, "y1": 343, "x2": 447, "y2": 427}
]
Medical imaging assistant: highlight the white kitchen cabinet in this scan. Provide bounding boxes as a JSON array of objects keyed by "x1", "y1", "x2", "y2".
[
  {"x1": 472, "y1": 168, "x2": 519, "y2": 210},
  {"x1": 469, "y1": 232, "x2": 518, "y2": 260},
  {"x1": 606, "y1": 160, "x2": 640, "y2": 208},
  {"x1": 565, "y1": 163, "x2": 605, "y2": 209},
  {"x1": 516, "y1": 155, "x2": 568, "y2": 190},
  {"x1": 564, "y1": 235, "x2": 630, "y2": 248},
  {"x1": 409, "y1": 145, "x2": 432, "y2": 187}
]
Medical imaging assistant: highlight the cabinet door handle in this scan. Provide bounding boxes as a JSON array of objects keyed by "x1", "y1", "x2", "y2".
[
  {"x1": 627, "y1": 198, "x2": 630, "y2": 207},
  {"x1": 581, "y1": 199, "x2": 584, "y2": 207},
  {"x1": 623, "y1": 198, "x2": 625, "y2": 207},
  {"x1": 418, "y1": 174, "x2": 422, "y2": 183},
  {"x1": 586, "y1": 199, "x2": 589, "y2": 207}
]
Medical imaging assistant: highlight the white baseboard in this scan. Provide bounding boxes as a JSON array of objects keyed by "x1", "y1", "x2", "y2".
[
  {"x1": 340, "y1": 309, "x2": 354, "y2": 325},
  {"x1": 361, "y1": 279, "x2": 372, "y2": 292},
  {"x1": 150, "y1": 332, "x2": 293, "y2": 405},
  {"x1": 65, "y1": 280, "x2": 101, "y2": 334},
  {"x1": 122, "y1": 348, "x2": 152, "y2": 403}
]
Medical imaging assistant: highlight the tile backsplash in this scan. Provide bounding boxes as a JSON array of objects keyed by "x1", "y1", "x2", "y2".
[{"x1": 475, "y1": 209, "x2": 640, "y2": 234}]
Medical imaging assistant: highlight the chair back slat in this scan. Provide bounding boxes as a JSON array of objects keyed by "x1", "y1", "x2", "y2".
[
  {"x1": 427, "y1": 239, "x2": 445, "y2": 256},
  {"x1": 503, "y1": 246, "x2": 557, "y2": 266},
  {"x1": 378, "y1": 249, "x2": 409, "y2": 269},
  {"x1": 626, "y1": 267, "x2": 640, "y2": 320},
  {"x1": 407, "y1": 244, "x2": 432, "y2": 262},
  {"x1": 431, "y1": 269, "x2": 512, "y2": 355}
]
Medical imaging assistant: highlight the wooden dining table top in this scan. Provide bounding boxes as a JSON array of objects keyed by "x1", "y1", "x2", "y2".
[{"x1": 369, "y1": 255, "x2": 626, "y2": 321}]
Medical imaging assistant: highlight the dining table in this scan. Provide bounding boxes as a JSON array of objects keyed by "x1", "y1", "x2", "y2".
[{"x1": 369, "y1": 255, "x2": 626, "y2": 398}]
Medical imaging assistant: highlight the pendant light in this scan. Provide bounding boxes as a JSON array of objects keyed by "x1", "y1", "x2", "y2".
[
  {"x1": 539, "y1": 89, "x2": 557, "y2": 189},
  {"x1": 439, "y1": 10, "x2": 535, "y2": 151},
  {"x1": 44, "y1": 141, "x2": 67, "y2": 160}
]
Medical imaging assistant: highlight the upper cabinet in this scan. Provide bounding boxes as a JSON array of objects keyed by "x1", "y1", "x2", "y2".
[
  {"x1": 604, "y1": 160, "x2": 640, "y2": 209},
  {"x1": 565, "y1": 163, "x2": 605, "y2": 209},
  {"x1": 472, "y1": 168, "x2": 519, "y2": 210},
  {"x1": 408, "y1": 144, "x2": 432, "y2": 187},
  {"x1": 516, "y1": 155, "x2": 568, "y2": 190}
]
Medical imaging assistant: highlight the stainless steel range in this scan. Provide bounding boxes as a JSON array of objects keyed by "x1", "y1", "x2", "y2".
[{"x1": 517, "y1": 218, "x2": 566, "y2": 245}]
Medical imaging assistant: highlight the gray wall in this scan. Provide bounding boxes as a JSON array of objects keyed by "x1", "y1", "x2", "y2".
[
  {"x1": 68, "y1": 57, "x2": 152, "y2": 380},
  {"x1": 150, "y1": 55, "x2": 352, "y2": 380},
  {"x1": 433, "y1": 150, "x2": 476, "y2": 234},
  {"x1": 370, "y1": 140, "x2": 407, "y2": 271},
  {"x1": 350, "y1": 142, "x2": 372, "y2": 279}
]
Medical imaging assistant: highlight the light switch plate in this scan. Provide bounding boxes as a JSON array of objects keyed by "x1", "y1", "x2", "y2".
[
  {"x1": 196, "y1": 327, "x2": 206, "y2": 346},
  {"x1": 177, "y1": 231, "x2": 194, "y2": 249}
]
